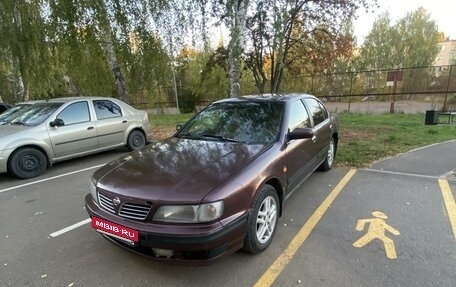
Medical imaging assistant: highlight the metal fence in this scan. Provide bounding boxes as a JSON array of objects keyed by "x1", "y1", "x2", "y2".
[{"x1": 133, "y1": 64, "x2": 456, "y2": 114}]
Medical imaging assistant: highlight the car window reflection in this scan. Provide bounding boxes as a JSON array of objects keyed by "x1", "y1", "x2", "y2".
[
  {"x1": 10, "y1": 103, "x2": 63, "y2": 126},
  {"x1": 177, "y1": 102, "x2": 283, "y2": 144},
  {"x1": 304, "y1": 98, "x2": 327, "y2": 126},
  {"x1": 94, "y1": 100, "x2": 122, "y2": 120},
  {"x1": 57, "y1": 101, "x2": 90, "y2": 125},
  {"x1": 289, "y1": 101, "x2": 311, "y2": 130}
]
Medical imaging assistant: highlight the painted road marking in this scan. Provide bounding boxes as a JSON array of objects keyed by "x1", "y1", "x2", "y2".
[
  {"x1": 49, "y1": 218, "x2": 91, "y2": 238},
  {"x1": 0, "y1": 165, "x2": 104, "y2": 194},
  {"x1": 363, "y1": 168, "x2": 444, "y2": 180},
  {"x1": 253, "y1": 168, "x2": 357, "y2": 287},
  {"x1": 438, "y1": 179, "x2": 456, "y2": 240},
  {"x1": 353, "y1": 211, "x2": 400, "y2": 259}
]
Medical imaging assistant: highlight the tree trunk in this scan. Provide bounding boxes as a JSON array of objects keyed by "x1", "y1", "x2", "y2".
[
  {"x1": 12, "y1": 0, "x2": 29, "y2": 101},
  {"x1": 101, "y1": 27, "x2": 128, "y2": 103},
  {"x1": 228, "y1": 0, "x2": 249, "y2": 98}
]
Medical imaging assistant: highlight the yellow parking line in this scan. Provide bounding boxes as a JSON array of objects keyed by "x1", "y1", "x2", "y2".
[
  {"x1": 253, "y1": 168, "x2": 357, "y2": 287},
  {"x1": 438, "y1": 179, "x2": 456, "y2": 240}
]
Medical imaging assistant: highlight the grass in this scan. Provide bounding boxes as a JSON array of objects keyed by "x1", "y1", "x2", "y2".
[
  {"x1": 149, "y1": 112, "x2": 456, "y2": 167},
  {"x1": 150, "y1": 113, "x2": 194, "y2": 139},
  {"x1": 337, "y1": 113, "x2": 456, "y2": 167}
]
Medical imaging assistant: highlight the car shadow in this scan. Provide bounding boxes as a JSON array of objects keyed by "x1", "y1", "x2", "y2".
[{"x1": 0, "y1": 147, "x2": 131, "y2": 185}]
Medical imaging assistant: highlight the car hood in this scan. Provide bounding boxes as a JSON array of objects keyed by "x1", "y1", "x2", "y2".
[
  {"x1": 95, "y1": 137, "x2": 269, "y2": 203},
  {"x1": 0, "y1": 124, "x2": 30, "y2": 138}
]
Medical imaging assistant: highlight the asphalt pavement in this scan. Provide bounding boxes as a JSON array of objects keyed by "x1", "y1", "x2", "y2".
[
  {"x1": 0, "y1": 141, "x2": 455, "y2": 287},
  {"x1": 370, "y1": 139, "x2": 456, "y2": 178}
]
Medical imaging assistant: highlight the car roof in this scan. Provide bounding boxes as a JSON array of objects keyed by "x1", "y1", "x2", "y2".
[
  {"x1": 45, "y1": 96, "x2": 119, "y2": 103},
  {"x1": 214, "y1": 93, "x2": 318, "y2": 104},
  {"x1": 16, "y1": 100, "x2": 46, "y2": 105}
]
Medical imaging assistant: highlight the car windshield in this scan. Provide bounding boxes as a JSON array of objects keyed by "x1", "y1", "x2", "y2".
[
  {"x1": 176, "y1": 101, "x2": 283, "y2": 144},
  {"x1": 0, "y1": 104, "x2": 31, "y2": 122},
  {"x1": 10, "y1": 103, "x2": 63, "y2": 126}
]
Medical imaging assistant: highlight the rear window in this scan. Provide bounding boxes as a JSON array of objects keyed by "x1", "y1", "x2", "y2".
[{"x1": 93, "y1": 100, "x2": 122, "y2": 120}]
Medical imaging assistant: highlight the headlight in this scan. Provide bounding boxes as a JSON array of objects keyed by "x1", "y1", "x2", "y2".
[
  {"x1": 153, "y1": 201, "x2": 224, "y2": 223},
  {"x1": 89, "y1": 178, "x2": 98, "y2": 204}
]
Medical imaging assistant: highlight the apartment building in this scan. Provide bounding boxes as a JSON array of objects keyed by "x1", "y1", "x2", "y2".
[{"x1": 434, "y1": 40, "x2": 456, "y2": 66}]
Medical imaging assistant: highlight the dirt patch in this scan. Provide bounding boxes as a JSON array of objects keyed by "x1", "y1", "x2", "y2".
[
  {"x1": 151, "y1": 127, "x2": 175, "y2": 141},
  {"x1": 341, "y1": 127, "x2": 393, "y2": 141}
]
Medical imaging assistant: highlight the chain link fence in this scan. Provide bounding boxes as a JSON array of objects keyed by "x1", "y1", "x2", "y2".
[{"x1": 133, "y1": 64, "x2": 456, "y2": 115}]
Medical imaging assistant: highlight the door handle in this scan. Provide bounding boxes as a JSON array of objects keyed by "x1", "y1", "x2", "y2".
[
  {"x1": 312, "y1": 135, "x2": 317, "y2": 143},
  {"x1": 122, "y1": 120, "x2": 128, "y2": 123},
  {"x1": 87, "y1": 126, "x2": 94, "y2": 130}
]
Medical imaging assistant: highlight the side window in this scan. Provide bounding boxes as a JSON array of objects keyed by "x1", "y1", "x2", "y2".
[
  {"x1": 93, "y1": 100, "x2": 122, "y2": 120},
  {"x1": 57, "y1": 101, "x2": 90, "y2": 125},
  {"x1": 288, "y1": 100, "x2": 310, "y2": 131},
  {"x1": 304, "y1": 98, "x2": 327, "y2": 126},
  {"x1": 318, "y1": 101, "x2": 329, "y2": 119}
]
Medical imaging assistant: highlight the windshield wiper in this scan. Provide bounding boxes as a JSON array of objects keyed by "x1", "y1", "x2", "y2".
[
  {"x1": 176, "y1": 132, "x2": 199, "y2": 140},
  {"x1": 11, "y1": 121, "x2": 28, "y2": 126},
  {"x1": 202, "y1": 134, "x2": 242, "y2": 143}
]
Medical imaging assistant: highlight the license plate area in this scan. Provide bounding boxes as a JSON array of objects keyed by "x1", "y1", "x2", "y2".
[
  {"x1": 97, "y1": 229, "x2": 136, "y2": 246},
  {"x1": 91, "y1": 217, "x2": 139, "y2": 244}
]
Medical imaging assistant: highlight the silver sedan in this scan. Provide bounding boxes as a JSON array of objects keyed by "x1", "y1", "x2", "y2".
[{"x1": 0, "y1": 97, "x2": 152, "y2": 179}]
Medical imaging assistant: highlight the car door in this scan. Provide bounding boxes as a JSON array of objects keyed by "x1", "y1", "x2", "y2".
[
  {"x1": 285, "y1": 99, "x2": 321, "y2": 191},
  {"x1": 92, "y1": 99, "x2": 128, "y2": 148},
  {"x1": 48, "y1": 101, "x2": 98, "y2": 158},
  {"x1": 303, "y1": 98, "x2": 332, "y2": 165}
]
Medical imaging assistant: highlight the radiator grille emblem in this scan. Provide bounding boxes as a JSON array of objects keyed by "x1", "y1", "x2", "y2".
[{"x1": 112, "y1": 197, "x2": 121, "y2": 206}]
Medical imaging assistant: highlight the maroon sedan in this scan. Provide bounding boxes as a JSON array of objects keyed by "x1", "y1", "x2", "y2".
[{"x1": 85, "y1": 94, "x2": 338, "y2": 264}]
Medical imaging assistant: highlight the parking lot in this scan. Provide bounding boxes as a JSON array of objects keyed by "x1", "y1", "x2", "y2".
[{"x1": 1, "y1": 142, "x2": 455, "y2": 287}]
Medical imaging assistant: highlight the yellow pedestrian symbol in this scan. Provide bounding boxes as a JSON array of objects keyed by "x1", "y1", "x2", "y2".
[{"x1": 353, "y1": 211, "x2": 400, "y2": 259}]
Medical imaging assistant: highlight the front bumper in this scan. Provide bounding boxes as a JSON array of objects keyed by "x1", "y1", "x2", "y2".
[
  {"x1": 0, "y1": 148, "x2": 13, "y2": 173},
  {"x1": 85, "y1": 194, "x2": 248, "y2": 265}
]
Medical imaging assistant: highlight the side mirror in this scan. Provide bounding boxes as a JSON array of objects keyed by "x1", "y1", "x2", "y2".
[
  {"x1": 288, "y1": 127, "x2": 315, "y2": 141},
  {"x1": 50, "y1": 118, "x2": 65, "y2": 127},
  {"x1": 176, "y1": 123, "x2": 183, "y2": 131}
]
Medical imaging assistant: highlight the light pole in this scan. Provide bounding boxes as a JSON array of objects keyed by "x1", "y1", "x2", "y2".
[{"x1": 171, "y1": 61, "x2": 179, "y2": 113}]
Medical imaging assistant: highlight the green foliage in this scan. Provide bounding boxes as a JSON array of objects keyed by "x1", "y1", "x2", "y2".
[
  {"x1": 1, "y1": 1, "x2": 443, "y2": 107},
  {"x1": 358, "y1": 8, "x2": 440, "y2": 70},
  {"x1": 0, "y1": 0, "x2": 57, "y2": 101},
  {"x1": 177, "y1": 88, "x2": 197, "y2": 113},
  {"x1": 0, "y1": 0, "x2": 189, "y2": 104},
  {"x1": 242, "y1": 0, "x2": 371, "y2": 94},
  {"x1": 176, "y1": 47, "x2": 229, "y2": 102}
]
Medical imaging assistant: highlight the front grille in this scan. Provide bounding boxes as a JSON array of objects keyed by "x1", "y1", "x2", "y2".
[
  {"x1": 119, "y1": 203, "x2": 151, "y2": 220},
  {"x1": 98, "y1": 192, "x2": 151, "y2": 220},
  {"x1": 98, "y1": 193, "x2": 115, "y2": 214}
]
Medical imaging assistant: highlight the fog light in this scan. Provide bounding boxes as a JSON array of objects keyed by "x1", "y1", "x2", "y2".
[{"x1": 152, "y1": 248, "x2": 175, "y2": 258}]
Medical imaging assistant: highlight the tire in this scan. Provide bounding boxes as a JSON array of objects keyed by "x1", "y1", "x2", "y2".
[
  {"x1": 8, "y1": 148, "x2": 47, "y2": 179},
  {"x1": 319, "y1": 137, "x2": 336, "y2": 171},
  {"x1": 127, "y1": 130, "x2": 146, "y2": 151},
  {"x1": 243, "y1": 185, "x2": 280, "y2": 254}
]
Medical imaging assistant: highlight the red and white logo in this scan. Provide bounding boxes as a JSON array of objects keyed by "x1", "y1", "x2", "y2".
[{"x1": 91, "y1": 217, "x2": 138, "y2": 242}]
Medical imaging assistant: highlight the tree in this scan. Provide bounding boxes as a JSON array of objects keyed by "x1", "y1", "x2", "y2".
[
  {"x1": 93, "y1": 0, "x2": 129, "y2": 103},
  {"x1": 0, "y1": 0, "x2": 55, "y2": 102},
  {"x1": 47, "y1": 0, "x2": 179, "y2": 104},
  {"x1": 210, "y1": 0, "x2": 250, "y2": 98},
  {"x1": 242, "y1": 0, "x2": 372, "y2": 94},
  {"x1": 358, "y1": 7, "x2": 440, "y2": 70}
]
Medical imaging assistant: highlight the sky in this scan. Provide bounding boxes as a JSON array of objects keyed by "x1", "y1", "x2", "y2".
[{"x1": 354, "y1": 0, "x2": 455, "y2": 45}]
